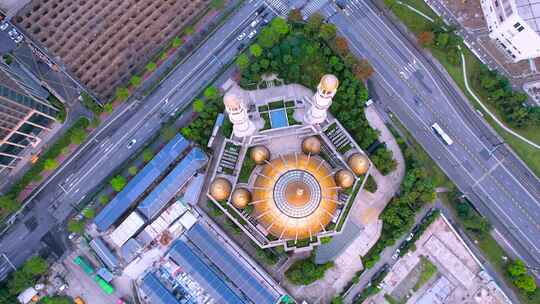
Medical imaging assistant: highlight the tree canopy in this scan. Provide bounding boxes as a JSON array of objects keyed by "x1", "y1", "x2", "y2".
[{"x1": 110, "y1": 175, "x2": 127, "y2": 192}]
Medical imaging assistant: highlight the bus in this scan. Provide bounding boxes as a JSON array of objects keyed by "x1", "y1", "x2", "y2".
[{"x1": 431, "y1": 123, "x2": 453, "y2": 145}]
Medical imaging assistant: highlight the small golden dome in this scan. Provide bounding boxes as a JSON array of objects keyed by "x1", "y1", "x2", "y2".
[
  {"x1": 348, "y1": 153, "x2": 369, "y2": 175},
  {"x1": 209, "y1": 177, "x2": 232, "y2": 201},
  {"x1": 250, "y1": 145, "x2": 270, "y2": 165},
  {"x1": 335, "y1": 169, "x2": 355, "y2": 188},
  {"x1": 302, "y1": 136, "x2": 321, "y2": 155},
  {"x1": 223, "y1": 92, "x2": 241, "y2": 109},
  {"x1": 232, "y1": 188, "x2": 251, "y2": 209},
  {"x1": 320, "y1": 74, "x2": 339, "y2": 92}
]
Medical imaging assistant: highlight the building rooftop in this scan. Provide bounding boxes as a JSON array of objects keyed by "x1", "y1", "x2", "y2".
[
  {"x1": 140, "y1": 272, "x2": 179, "y2": 304},
  {"x1": 185, "y1": 223, "x2": 280, "y2": 304},
  {"x1": 109, "y1": 211, "x2": 146, "y2": 248},
  {"x1": 89, "y1": 237, "x2": 120, "y2": 272},
  {"x1": 516, "y1": 0, "x2": 540, "y2": 34},
  {"x1": 137, "y1": 148, "x2": 207, "y2": 220},
  {"x1": 94, "y1": 134, "x2": 189, "y2": 231},
  {"x1": 168, "y1": 240, "x2": 245, "y2": 304}
]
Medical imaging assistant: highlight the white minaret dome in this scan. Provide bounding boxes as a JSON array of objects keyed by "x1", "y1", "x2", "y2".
[
  {"x1": 223, "y1": 91, "x2": 256, "y2": 138},
  {"x1": 304, "y1": 74, "x2": 339, "y2": 125},
  {"x1": 320, "y1": 74, "x2": 339, "y2": 92}
]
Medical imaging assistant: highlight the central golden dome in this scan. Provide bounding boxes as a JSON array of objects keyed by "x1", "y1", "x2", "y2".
[
  {"x1": 252, "y1": 153, "x2": 338, "y2": 240},
  {"x1": 285, "y1": 181, "x2": 311, "y2": 207}
]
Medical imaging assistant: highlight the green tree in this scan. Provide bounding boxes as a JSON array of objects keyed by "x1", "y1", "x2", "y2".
[
  {"x1": 110, "y1": 175, "x2": 127, "y2": 192},
  {"x1": 104, "y1": 103, "x2": 113, "y2": 114},
  {"x1": 82, "y1": 208, "x2": 95, "y2": 219},
  {"x1": 270, "y1": 17, "x2": 289, "y2": 36},
  {"x1": 236, "y1": 53, "x2": 250, "y2": 70},
  {"x1": 285, "y1": 256, "x2": 333, "y2": 285},
  {"x1": 249, "y1": 43, "x2": 263, "y2": 57},
  {"x1": 44, "y1": 158, "x2": 59, "y2": 171},
  {"x1": 513, "y1": 274, "x2": 537, "y2": 293},
  {"x1": 160, "y1": 125, "x2": 177, "y2": 141},
  {"x1": 0, "y1": 195, "x2": 18, "y2": 213},
  {"x1": 507, "y1": 259, "x2": 527, "y2": 277},
  {"x1": 22, "y1": 256, "x2": 48, "y2": 276},
  {"x1": 319, "y1": 23, "x2": 337, "y2": 41},
  {"x1": 0, "y1": 286, "x2": 17, "y2": 304},
  {"x1": 98, "y1": 194, "x2": 109, "y2": 205},
  {"x1": 193, "y1": 99, "x2": 205, "y2": 112},
  {"x1": 70, "y1": 128, "x2": 87, "y2": 145},
  {"x1": 142, "y1": 148, "x2": 154, "y2": 162},
  {"x1": 115, "y1": 87, "x2": 129, "y2": 101},
  {"x1": 128, "y1": 166, "x2": 138, "y2": 176},
  {"x1": 146, "y1": 62, "x2": 157, "y2": 72},
  {"x1": 38, "y1": 296, "x2": 73, "y2": 304},
  {"x1": 436, "y1": 32, "x2": 449, "y2": 48},
  {"x1": 67, "y1": 219, "x2": 84, "y2": 234},
  {"x1": 8, "y1": 270, "x2": 33, "y2": 294},
  {"x1": 306, "y1": 13, "x2": 324, "y2": 34},
  {"x1": 203, "y1": 86, "x2": 219, "y2": 99},
  {"x1": 257, "y1": 27, "x2": 279, "y2": 48},
  {"x1": 130, "y1": 75, "x2": 142, "y2": 88},
  {"x1": 172, "y1": 36, "x2": 182, "y2": 48},
  {"x1": 331, "y1": 296, "x2": 344, "y2": 304}
]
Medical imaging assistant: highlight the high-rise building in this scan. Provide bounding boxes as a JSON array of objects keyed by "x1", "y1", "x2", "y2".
[
  {"x1": 304, "y1": 74, "x2": 339, "y2": 125},
  {"x1": 480, "y1": 0, "x2": 540, "y2": 62},
  {"x1": 0, "y1": 63, "x2": 58, "y2": 171}
]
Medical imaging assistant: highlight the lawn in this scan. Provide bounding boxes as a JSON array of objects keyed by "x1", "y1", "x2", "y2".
[{"x1": 413, "y1": 257, "x2": 438, "y2": 291}]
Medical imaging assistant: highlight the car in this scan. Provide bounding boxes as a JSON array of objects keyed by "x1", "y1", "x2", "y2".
[
  {"x1": 256, "y1": 7, "x2": 265, "y2": 14},
  {"x1": 237, "y1": 43, "x2": 245, "y2": 51},
  {"x1": 127, "y1": 139, "x2": 137, "y2": 149},
  {"x1": 237, "y1": 32, "x2": 246, "y2": 41},
  {"x1": 163, "y1": 97, "x2": 169, "y2": 104},
  {"x1": 248, "y1": 29, "x2": 257, "y2": 39},
  {"x1": 391, "y1": 248, "x2": 401, "y2": 260},
  {"x1": 250, "y1": 18, "x2": 260, "y2": 27},
  {"x1": 405, "y1": 232, "x2": 414, "y2": 242},
  {"x1": 14, "y1": 35, "x2": 23, "y2": 43},
  {"x1": 0, "y1": 22, "x2": 9, "y2": 31},
  {"x1": 8, "y1": 28, "x2": 17, "y2": 37}
]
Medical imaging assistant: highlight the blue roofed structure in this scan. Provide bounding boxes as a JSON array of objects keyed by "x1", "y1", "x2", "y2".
[
  {"x1": 168, "y1": 241, "x2": 245, "y2": 304},
  {"x1": 185, "y1": 224, "x2": 280, "y2": 304},
  {"x1": 137, "y1": 148, "x2": 207, "y2": 220},
  {"x1": 89, "y1": 237, "x2": 120, "y2": 272},
  {"x1": 94, "y1": 134, "x2": 189, "y2": 231},
  {"x1": 140, "y1": 272, "x2": 180, "y2": 304}
]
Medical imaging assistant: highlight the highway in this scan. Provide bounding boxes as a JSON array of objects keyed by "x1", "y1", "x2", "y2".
[
  {"x1": 0, "y1": 0, "x2": 270, "y2": 281},
  {"x1": 317, "y1": 0, "x2": 540, "y2": 282}
]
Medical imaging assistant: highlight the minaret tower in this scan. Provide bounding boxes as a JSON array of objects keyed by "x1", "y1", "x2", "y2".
[
  {"x1": 224, "y1": 91, "x2": 256, "y2": 138},
  {"x1": 304, "y1": 74, "x2": 339, "y2": 125}
]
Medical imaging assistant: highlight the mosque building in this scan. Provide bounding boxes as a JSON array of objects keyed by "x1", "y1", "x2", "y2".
[{"x1": 207, "y1": 74, "x2": 371, "y2": 251}]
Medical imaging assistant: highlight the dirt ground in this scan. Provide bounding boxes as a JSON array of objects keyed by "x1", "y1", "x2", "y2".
[{"x1": 434, "y1": 0, "x2": 486, "y2": 29}]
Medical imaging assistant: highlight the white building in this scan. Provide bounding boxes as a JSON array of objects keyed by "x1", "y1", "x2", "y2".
[
  {"x1": 223, "y1": 92, "x2": 256, "y2": 138},
  {"x1": 480, "y1": 0, "x2": 540, "y2": 62}
]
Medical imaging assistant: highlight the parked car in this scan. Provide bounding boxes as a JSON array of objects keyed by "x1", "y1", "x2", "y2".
[
  {"x1": 14, "y1": 35, "x2": 23, "y2": 43},
  {"x1": 0, "y1": 22, "x2": 9, "y2": 31},
  {"x1": 126, "y1": 139, "x2": 137, "y2": 149},
  {"x1": 248, "y1": 29, "x2": 257, "y2": 39},
  {"x1": 405, "y1": 232, "x2": 414, "y2": 242},
  {"x1": 391, "y1": 248, "x2": 400, "y2": 260}
]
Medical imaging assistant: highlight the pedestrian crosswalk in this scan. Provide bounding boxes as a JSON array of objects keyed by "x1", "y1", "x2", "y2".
[
  {"x1": 264, "y1": 0, "x2": 289, "y2": 16},
  {"x1": 301, "y1": 0, "x2": 330, "y2": 19}
]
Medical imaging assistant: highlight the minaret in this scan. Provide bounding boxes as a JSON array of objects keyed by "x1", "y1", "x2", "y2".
[
  {"x1": 304, "y1": 74, "x2": 339, "y2": 125},
  {"x1": 224, "y1": 91, "x2": 256, "y2": 138}
]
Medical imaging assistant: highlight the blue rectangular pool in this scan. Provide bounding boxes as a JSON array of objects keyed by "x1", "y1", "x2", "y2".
[{"x1": 269, "y1": 109, "x2": 288, "y2": 129}]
